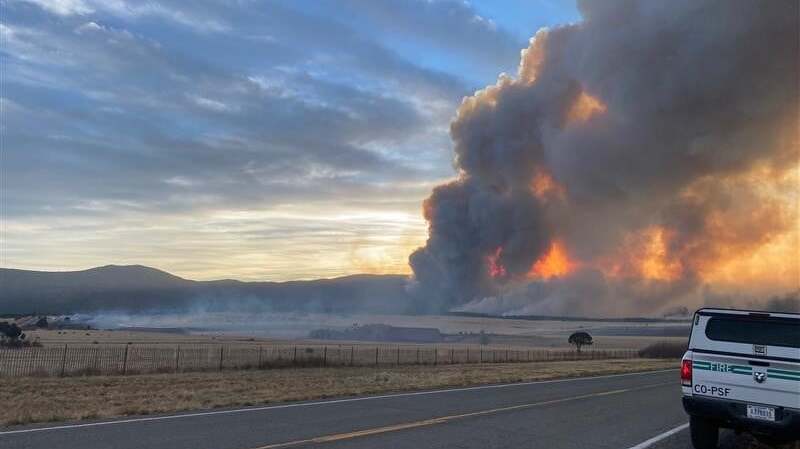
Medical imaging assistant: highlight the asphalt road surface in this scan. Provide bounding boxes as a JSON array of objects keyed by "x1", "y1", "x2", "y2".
[{"x1": 2, "y1": 370, "x2": 700, "y2": 449}]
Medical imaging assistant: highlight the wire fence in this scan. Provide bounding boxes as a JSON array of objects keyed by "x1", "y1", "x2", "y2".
[{"x1": 0, "y1": 344, "x2": 638, "y2": 378}]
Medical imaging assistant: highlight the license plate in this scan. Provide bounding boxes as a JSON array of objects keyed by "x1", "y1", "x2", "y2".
[{"x1": 747, "y1": 404, "x2": 775, "y2": 421}]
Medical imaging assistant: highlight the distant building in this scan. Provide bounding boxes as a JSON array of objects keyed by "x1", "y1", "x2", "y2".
[{"x1": 310, "y1": 324, "x2": 443, "y2": 343}]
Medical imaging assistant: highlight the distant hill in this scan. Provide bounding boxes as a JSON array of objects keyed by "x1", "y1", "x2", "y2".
[{"x1": 0, "y1": 265, "x2": 412, "y2": 315}]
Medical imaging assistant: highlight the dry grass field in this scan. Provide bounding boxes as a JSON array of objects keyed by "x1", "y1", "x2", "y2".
[
  {"x1": 24, "y1": 325, "x2": 687, "y2": 351},
  {"x1": 1, "y1": 358, "x2": 676, "y2": 427},
  {"x1": 23, "y1": 329, "x2": 279, "y2": 346},
  {"x1": 14, "y1": 311, "x2": 690, "y2": 350}
]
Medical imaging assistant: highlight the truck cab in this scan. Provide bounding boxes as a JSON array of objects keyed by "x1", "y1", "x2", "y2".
[{"x1": 682, "y1": 308, "x2": 800, "y2": 448}]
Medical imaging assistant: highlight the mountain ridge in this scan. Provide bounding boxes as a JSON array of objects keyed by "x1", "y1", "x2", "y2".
[{"x1": 0, "y1": 265, "x2": 412, "y2": 315}]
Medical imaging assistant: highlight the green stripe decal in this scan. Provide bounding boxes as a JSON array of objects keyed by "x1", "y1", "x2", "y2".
[
  {"x1": 769, "y1": 374, "x2": 800, "y2": 382},
  {"x1": 693, "y1": 361, "x2": 751, "y2": 375},
  {"x1": 768, "y1": 368, "x2": 800, "y2": 377},
  {"x1": 693, "y1": 360, "x2": 800, "y2": 381}
]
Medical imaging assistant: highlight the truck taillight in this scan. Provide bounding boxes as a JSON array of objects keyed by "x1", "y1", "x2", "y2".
[{"x1": 681, "y1": 359, "x2": 692, "y2": 386}]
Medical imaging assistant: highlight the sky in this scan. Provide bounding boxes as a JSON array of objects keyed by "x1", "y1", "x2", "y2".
[{"x1": 0, "y1": 0, "x2": 581, "y2": 281}]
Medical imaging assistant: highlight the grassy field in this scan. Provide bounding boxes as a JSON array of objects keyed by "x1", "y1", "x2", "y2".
[
  {"x1": 19, "y1": 311, "x2": 690, "y2": 351},
  {"x1": 24, "y1": 327, "x2": 687, "y2": 351},
  {"x1": 1, "y1": 358, "x2": 676, "y2": 427}
]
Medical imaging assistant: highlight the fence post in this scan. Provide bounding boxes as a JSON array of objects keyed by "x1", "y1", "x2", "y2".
[
  {"x1": 350, "y1": 346, "x2": 354, "y2": 366},
  {"x1": 433, "y1": 347, "x2": 437, "y2": 366},
  {"x1": 175, "y1": 345, "x2": 180, "y2": 373},
  {"x1": 257, "y1": 346, "x2": 263, "y2": 369},
  {"x1": 466, "y1": 347, "x2": 469, "y2": 364},
  {"x1": 219, "y1": 346, "x2": 224, "y2": 371},
  {"x1": 375, "y1": 347, "x2": 379, "y2": 366},
  {"x1": 122, "y1": 344, "x2": 128, "y2": 375},
  {"x1": 323, "y1": 346, "x2": 327, "y2": 367},
  {"x1": 416, "y1": 347, "x2": 420, "y2": 365},
  {"x1": 293, "y1": 346, "x2": 297, "y2": 364},
  {"x1": 396, "y1": 346, "x2": 400, "y2": 366},
  {"x1": 480, "y1": 347, "x2": 483, "y2": 363},
  {"x1": 60, "y1": 344, "x2": 68, "y2": 377},
  {"x1": 92, "y1": 345, "x2": 100, "y2": 373}
]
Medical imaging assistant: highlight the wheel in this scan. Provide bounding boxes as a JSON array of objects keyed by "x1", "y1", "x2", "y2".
[{"x1": 690, "y1": 416, "x2": 719, "y2": 449}]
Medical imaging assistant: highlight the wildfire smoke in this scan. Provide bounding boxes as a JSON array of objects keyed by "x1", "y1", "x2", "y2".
[{"x1": 408, "y1": 0, "x2": 799, "y2": 316}]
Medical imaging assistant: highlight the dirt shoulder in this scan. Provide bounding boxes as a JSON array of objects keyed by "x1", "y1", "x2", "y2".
[{"x1": 2, "y1": 358, "x2": 677, "y2": 427}]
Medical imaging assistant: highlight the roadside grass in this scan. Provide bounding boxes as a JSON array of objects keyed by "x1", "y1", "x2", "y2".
[{"x1": 1, "y1": 358, "x2": 676, "y2": 427}]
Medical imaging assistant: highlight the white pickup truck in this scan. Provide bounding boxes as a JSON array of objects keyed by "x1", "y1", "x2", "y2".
[{"x1": 682, "y1": 308, "x2": 799, "y2": 448}]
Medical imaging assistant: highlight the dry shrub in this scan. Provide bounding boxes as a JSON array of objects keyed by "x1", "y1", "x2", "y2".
[{"x1": 638, "y1": 341, "x2": 686, "y2": 359}]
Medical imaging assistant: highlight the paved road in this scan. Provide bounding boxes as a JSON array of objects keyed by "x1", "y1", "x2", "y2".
[{"x1": 2, "y1": 370, "x2": 691, "y2": 449}]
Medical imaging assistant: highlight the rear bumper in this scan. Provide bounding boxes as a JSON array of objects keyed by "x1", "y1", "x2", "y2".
[{"x1": 683, "y1": 395, "x2": 800, "y2": 440}]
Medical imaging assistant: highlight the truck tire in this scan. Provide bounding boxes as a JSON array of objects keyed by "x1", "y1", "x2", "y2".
[{"x1": 690, "y1": 416, "x2": 719, "y2": 449}]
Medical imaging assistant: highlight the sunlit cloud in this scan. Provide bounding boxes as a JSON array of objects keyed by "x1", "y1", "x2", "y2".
[{"x1": 1, "y1": 0, "x2": 578, "y2": 280}]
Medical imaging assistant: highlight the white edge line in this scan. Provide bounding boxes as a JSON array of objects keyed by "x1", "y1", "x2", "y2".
[
  {"x1": 625, "y1": 422, "x2": 689, "y2": 449},
  {"x1": 0, "y1": 368, "x2": 678, "y2": 436}
]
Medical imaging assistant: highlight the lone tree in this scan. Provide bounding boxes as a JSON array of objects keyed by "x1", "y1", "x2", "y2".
[{"x1": 568, "y1": 331, "x2": 593, "y2": 352}]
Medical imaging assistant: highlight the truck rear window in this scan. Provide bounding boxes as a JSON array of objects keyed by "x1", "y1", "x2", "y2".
[{"x1": 705, "y1": 316, "x2": 800, "y2": 348}]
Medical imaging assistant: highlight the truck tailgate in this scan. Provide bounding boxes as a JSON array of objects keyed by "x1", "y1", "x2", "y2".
[{"x1": 692, "y1": 353, "x2": 800, "y2": 409}]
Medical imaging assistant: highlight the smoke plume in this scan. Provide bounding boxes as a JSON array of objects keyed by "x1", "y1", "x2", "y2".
[{"x1": 410, "y1": 0, "x2": 799, "y2": 316}]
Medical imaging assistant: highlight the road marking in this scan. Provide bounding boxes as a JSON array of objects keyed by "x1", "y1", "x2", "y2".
[
  {"x1": 0, "y1": 369, "x2": 677, "y2": 436},
  {"x1": 625, "y1": 423, "x2": 689, "y2": 449},
  {"x1": 252, "y1": 382, "x2": 672, "y2": 449}
]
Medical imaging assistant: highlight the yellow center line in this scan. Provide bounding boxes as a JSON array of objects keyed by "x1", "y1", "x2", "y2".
[{"x1": 250, "y1": 381, "x2": 673, "y2": 449}]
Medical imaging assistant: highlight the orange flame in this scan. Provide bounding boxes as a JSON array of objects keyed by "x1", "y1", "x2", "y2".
[
  {"x1": 487, "y1": 247, "x2": 507, "y2": 278},
  {"x1": 530, "y1": 167, "x2": 566, "y2": 200},
  {"x1": 639, "y1": 227, "x2": 682, "y2": 281},
  {"x1": 529, "y1": 240, "x2": 576, "y2": 279},
  {"x1": 567, "y1": 90, "x2": 606, "y2": 123},
  {"x1": 600, "y1": 226, "x2": 683, "y2": 281}
]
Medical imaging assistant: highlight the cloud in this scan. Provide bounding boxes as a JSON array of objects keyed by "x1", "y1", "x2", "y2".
[
  {"x1": 17, "y1": 0, "x2": 92, "y2": 16},
  {"x1": 2, "y1": 0, "x2": 548, "y2": 279},
  {"x1": 334, "y1": 0, "x2": 524, "y2": 70}
]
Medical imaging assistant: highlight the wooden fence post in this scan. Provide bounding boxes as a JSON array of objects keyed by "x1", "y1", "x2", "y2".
[
  {"x1": 175, "y1": 345, "x2": 180, "y2": 373},
  {"x1": 293, "y1": 346, "x2": 297, "y2": 364},
  {"x1": 219, "y1": 346, "x2": 224, "y2": 371},
  {"x1": 92, "y1": 345, "x2": 100, "y2": 373},
  {"x1": 323, "y1": 346, "x2": 327, "y2": 366},
  {"x1": 433, "y1": 347, "x2": 437, "y2": 366},
  {"x1": 375, "y1": 347, "x2": 379, "y2": 366},
  {"x1": 416, "y1": 347, "x2": 420, "y2": 365},
  {"x1": 396, "y1": 346, "x2": 400, "y2": 366},
  {"x1": 350, "y1": 346, "x2": 354, "y2": 366},
  {"x1": 258, "y1": 346, "x2": 263, "y2": 369},
  {"x1": 60, "y1": 344, "x2": 68, "y2": 377},
  {"x1": 122, "y1": 344, "x2": 128, "y2": 375}
]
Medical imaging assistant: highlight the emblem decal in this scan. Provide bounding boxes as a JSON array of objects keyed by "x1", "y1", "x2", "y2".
[{"x1": 753, "y1": 372, "x2": 767, "y2": 383}]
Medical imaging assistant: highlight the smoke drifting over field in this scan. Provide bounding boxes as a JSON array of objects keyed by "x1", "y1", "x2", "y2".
[{"x1": 410, "y1": 0, "x2": 799, "y2": 316}]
